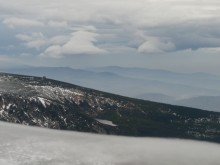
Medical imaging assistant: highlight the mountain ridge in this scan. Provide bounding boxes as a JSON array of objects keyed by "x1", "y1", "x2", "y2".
[
  {"x1": 86, "y1": 66, "x2": 220, "y2": 79},
  {"x1": 1, "y1": 66, "x2": 220, "y2": 99},
  {"x1": 1, "y1": 72, "x2": 220, "y2": 143},
  {"x1": 172, "y1": 96, "x2": 220, "y2": 112}
]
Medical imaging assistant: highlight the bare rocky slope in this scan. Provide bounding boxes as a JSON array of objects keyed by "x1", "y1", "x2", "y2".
[{"x1": 1, "y1": 72, "x2": 220, "y2": 143}]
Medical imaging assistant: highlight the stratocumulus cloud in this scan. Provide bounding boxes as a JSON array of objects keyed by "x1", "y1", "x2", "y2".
[{"x1": 0, "y1": 121, "x2": 220, "y2": 165}]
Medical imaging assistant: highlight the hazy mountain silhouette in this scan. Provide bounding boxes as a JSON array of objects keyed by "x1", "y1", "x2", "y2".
[
  {"x1": 87, "y1": 66, "x2": 220, "y2": 91},
  {"x1": 135, "y1": 93, "x2": 175, "y2": 103},
  {"x1": 1, "y1": 66, "x2": 220, "y2": 99},
  {"x1": 172, "y1": 96, "x2": 220, "y2": 112}
]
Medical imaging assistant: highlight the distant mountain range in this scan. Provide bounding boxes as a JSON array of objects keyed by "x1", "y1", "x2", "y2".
[
  {"x1": 135, "y1": 93, "x2": 175, "y2": 103},
  {"x1": 87, "y1": 66, "x2": 220, "y2": 112},
  {"x1": 1, "y1": 72, "x2": 220, "y2": 143},
  {"x1": 172, "y1": 96, "x2": 220, "y2": 112},
  {"x1": 1, "y1": 66, "x2": 220, "y2": 97},
  {"x1": 1, "y1": 66, "x2": 220, "y2": 112},
  {"x1": 87, "y1": 66, "x2": 220, "y2": 91},
  {"x1": 135, "y1": 93, "x2": 220, "y2": 112},
  {"x1": 87, "y1": 66, "x2": 220, "y2": 80}
]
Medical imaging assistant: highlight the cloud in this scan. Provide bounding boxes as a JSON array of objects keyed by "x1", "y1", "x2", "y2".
[
  {"x1": 48, "y1": 35, "x2": 70, "y2": 45},
  {"x1": 16, "y1": 32, "x2": 69, "y2": 50},
  {"x1": 2, "y1": 0, "x2": 220, "y2": 54},
  {"x1": 47, "y1": 21, "x2": 69, "y2": 29},
  {"x1": 16, "y1": 32, "x2": 46, "y2": 50},
  {"x1": 20, "y1": 53, "x2": 32, "y2": 57},
  {"x1": 3, "y1": 17, "x2": 44, "y2": 29},
  {"x1": 40, "y1": 31, "x2": 108, "y2": 58},
  {"x1": 39, "y1": 45, "x2": 62, "y2": 58},
  {"x1": 71, "y1": 25, "x2": 97, "y2": 32},
  {"x1": 1, "y1": 1, "x2": 217, "y2": 28},
  {"x1": 127, "y1": 38, "x2": 146, "y2": 49},
  {"x1": 198, "y1": 47, "x2": 220, "y2": 53},
  {"x1": 16, "y1": 34, "x2": 32, "y2": 41},
  {"x1": 24, "y1": 40, "x2": 46, "y2": 50},
  {"x1": 138, "y1": 37, "x2": 176, "y2": 54},
  {"x1": 16, "y1": 32, "x2": 45, "y2": 42},
  {"x1": 61, "y1": 31, "x2": 107, "y2": 55},
  {"x1": 1, "y1": 121, "x2": 220, "y2": 165}
]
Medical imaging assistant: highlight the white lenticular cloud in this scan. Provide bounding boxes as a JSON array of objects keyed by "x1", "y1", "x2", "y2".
[
  {"x1": 138, "y1": 37, "x2": 176, "y2": 54},
  {"x1": 61, "y1": 31, "x2": 107, "y2": 55},
  {"x1": 40, "y1": 31, "x2": 108, "y2": 58},
  {"x1": 40, "y1": 45, "x2": 62, "y2": 58},
  {"x1": 48, "y1": 35, "x2": 70, "y2": 45},
  {"x1": 0, "y1": 121, "x2": 220, "y2": 165}
]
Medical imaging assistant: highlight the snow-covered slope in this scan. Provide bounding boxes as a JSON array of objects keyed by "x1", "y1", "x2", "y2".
[{"x1": 1, "y1": 121, "x2": 220, "y2": 165}]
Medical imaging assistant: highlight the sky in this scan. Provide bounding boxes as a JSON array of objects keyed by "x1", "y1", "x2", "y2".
[
  {"x1": 1, "y1": 0, "x2": 220, "y2": 74},
  {"x1": 1, "y1": 121, "x2": 220, "y2": 165}
]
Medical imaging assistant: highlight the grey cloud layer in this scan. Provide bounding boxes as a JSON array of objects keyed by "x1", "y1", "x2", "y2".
[{"x1": 1, "y1": 0, "x2": 220, "y2": 57}]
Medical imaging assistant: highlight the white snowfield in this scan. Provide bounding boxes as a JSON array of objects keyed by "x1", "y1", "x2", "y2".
[{"x1": 0, "y1": 122, "x2": 220, "y2": 165}]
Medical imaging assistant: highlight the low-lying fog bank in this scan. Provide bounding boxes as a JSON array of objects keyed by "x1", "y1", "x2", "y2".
[{"x1": 0, "y1": 121, "x2": 220, "y2": 165}]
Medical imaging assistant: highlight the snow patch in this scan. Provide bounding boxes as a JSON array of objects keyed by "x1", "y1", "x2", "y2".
[
  {"x1": 0, "y1": 109, "x2": 4, "y2": 116},
  {"x1": 6, "y1": 104, "x2": 12, "y2": 110},
  {"x1": 73, "y1": 92, "x2": 83, "y2": 96},
  {"x1": 95, "y1": 119, "x2": 117, "y2": 126},
  {"x1": 38, "y1": 97, "x2": 47, "y2": 108}
]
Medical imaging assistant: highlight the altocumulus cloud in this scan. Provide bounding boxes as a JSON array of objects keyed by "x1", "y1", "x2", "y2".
[
  {"x1": 0, "y1": 121, "x2": 220, "y2": 165},
  {"x1": 2, "y1": 0, "x2": 220, "y2": 57}
]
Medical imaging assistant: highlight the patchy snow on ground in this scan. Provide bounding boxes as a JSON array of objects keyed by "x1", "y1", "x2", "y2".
[
  {"x1": 95, "y1": 118, "x2": 117, "y2": 126},
  {"x1": 0, "y1": 121, "x2": 220, "y2": 165},
  {"x1": 37, "y1": 97, "x2": 47, "y2": 108}
]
